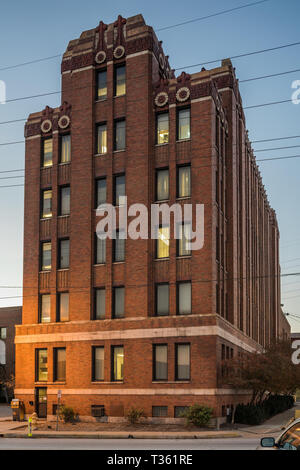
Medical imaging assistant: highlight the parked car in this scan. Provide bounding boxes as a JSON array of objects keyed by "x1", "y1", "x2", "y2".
[{"x1": 257, "y1": 418, "x2": 300, "y2": 450}]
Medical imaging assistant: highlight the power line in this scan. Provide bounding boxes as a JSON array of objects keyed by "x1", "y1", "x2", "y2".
[
  {"x1": 239, "y1": 67, "x2": 300, "y2": 83},
  {"x1": 0, "y1": 54, "x2": 62, "y2": 73},
  {"x1": 254, "y1": 144, "x2": 300, "y2": 152},
  {"x1": 252, "y1": 134, "x2": 300, "y2": 144},
  {"x1": 156, "y1": 0, "x2": 271, "y2": 32}
]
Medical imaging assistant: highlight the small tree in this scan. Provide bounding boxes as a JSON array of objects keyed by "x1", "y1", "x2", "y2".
[
  {"x1": 59, "y1": 405, "x2": 76, "y2": 423},
  {"x1": 126, "y1": 407, "x2": 145, "y2": 425},
  {"x1": 181, "y1": 404, "x2": 213, "y2": 427}
]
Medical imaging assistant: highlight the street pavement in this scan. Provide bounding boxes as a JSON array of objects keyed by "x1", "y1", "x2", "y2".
[{"x1": 0, "y1": 437, "x2": 259, "y2": 450}]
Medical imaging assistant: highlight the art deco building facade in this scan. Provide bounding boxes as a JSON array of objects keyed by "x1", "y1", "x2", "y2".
[{"x1": 15, "y1": 14, "x2": 289, "y2": 420}]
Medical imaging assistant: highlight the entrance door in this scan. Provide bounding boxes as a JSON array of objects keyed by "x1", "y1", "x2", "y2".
[{"x1": 35, "y1": 388, "x2": 47, "y2": 418}]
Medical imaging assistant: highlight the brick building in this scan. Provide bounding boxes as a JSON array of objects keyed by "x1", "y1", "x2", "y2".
[
  {"x1": 15, "y1": 14, "x2": 289, "y2": 421},
  {"x1": 0, "y1": 306, "x2": 22, "y2": 401}
]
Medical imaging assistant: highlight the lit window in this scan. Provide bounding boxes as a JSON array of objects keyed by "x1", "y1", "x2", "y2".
[
  {"x1": 156, "y1": 169, "x2": 169, "y2": 201},
  {"x1": 60, "y1": 186, "x2": 70, "y2": 216},
  {"x1": 113, "y1": 287, "x2": 125, "y2": 318},
  {"x1": 156, "y1": 113, "x2": 169, "y2": 144},
  {"x1": 114, "y1": 174, "x2": 125, "y2": 206},
  {"x1": 153, "y1": 344, "x2": 168, "y2": 380},
  {"x1": 114, "y1": 120, "x2": 126, "y2": 151},
  {"x1": 177, "y1": 282, "x2": 192, "y2": 315},
  {"x1": 175, "y1": 343, "x2": 190, "y2": 380},
  {"x1": 177, "y1": 108, "x2": 190, "y2": 140},
  {"x1": 115, "y1": 65, "x2": 126, "y2": 96},
  {"x1": 177, "y1": 223, "x2": 191, "y2": 257},
  {"x1": 156, "y1": 284, "x2": 169, "y2": 316},
  {"x1": 95, "y1": 288, "x2": 106, "y2": 320},
  {"x1": 97, "y1": 70, "x2": 107, "y2": 101},
  {"x1": 96, "y1": 124, "x2": 107, "y2": 154},
  {"x1": 60, "y1": 134, "x2": 71, "y2": 163},
  {"x1": 112, "y1": 346, "x2": 124, "y2": 381},
  {"x1": 36, "y1": 349, "x2": 48, "y2": 381},
  {"x1": 93, "y1": 346, "x2": 104, "y2": 381},
  {"x1": 177, "y1": 165, "x2": 191, "y2": 198},
  {"x1": 41, "y1": 242, "x2": 51, "y2": 271},
  {"x1": 156, "y1": 225, "x2": 170, "y2": 259},
  {"x1": 41, "y1": 190, "x2": 52, "y2": 218},
  {"x1": 59, "y1": 239, "x2": 70, "y2": 269},
  {"x1": 58, "y1": 293, "x2": 69, "y2": 322},
  {"x1": 53, "y1": 348, "x2": 66, "y2": 381},
  {"x1": 40, "y1": 294, "x2": 51, "y2": 323},
  {"x1": 42, "y1": 139, "x2": 53, "y2": 167}
]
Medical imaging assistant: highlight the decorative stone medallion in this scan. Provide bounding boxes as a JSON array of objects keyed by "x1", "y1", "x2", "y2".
[
  {"x1": 58, "y1": 115, "x2": 70, "y2": 130},
  {"x1": 95, "y1": 51, "x2": 106, "y2": 64},
  {"x1": 155, "y1": 91, "x2": 168, "y2": 107},
  {"x1": 113, "y1": 45, "x2": 125, "y2": 59},
  {"x1": 41, "y1": 119, "x2": 52, "y2": 133},
  {"x1": 176, "y1": 87, "x2": 190, "y2": 103}
]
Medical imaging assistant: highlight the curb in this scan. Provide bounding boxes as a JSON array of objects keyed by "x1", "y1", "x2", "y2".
[{"x1": 0, "y1": 431, "x2": 241, "y2": 439}]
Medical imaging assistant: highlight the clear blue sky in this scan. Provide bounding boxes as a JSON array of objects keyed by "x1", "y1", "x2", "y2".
[{"x1": 0, "y1": 0, "x2": 300, "y2": 332}]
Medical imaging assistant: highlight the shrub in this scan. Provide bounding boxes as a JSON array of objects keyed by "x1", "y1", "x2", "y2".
[
  {"x1": 181, "y1": 404, "x2": 213, "y2": 427},
  {"x1": 234, "y1": 394, "x2": 295, "y2": 425},
  {"x1": 126, "y1": 407, "x2": 145, "y2": 425},
  {"x1": 59, "y1": 406, "x2": 76, "y2": 423}
]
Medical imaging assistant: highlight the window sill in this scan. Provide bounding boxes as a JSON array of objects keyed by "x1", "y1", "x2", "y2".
[
  {"x1": 176, "y1": 139, "x2": 191, "y2": 143},
  {"x1": 59, "y1": 162, "x2": 71, "y2": 166},
  {"x1": 39, "y1": 270, "x2": 51, "y2": 274},
  {"x1": 57, "y1": 268, "x2": 70, "y2": 272},
  {"x1": 176, "y1": 196, "x2": 191, "y2": 201},
  {"x1": 155, "y1": 199, "x2": 169, "y2": 204},
  {"x1": 114, "y1": 94, "x2": 126, "y2": 99},
  {"x1": 152, "y1": 381, "x2": 190, "y2": 384},
  {"x1": 91, "y1": 381, "x2": 124, "y2": 385},
  {"x1": 93, "y1": 263, "x2": 106, "y2": 267},
  {"x1": 112, "y1": 261, "x2": 125, "y2": 265},
  {"x1": 41, "y1": 165, "x2": 53, "y2": 170},
  {"x1": 40, "y1": 217, "x2": 52, "y2": 221},
  {"x1": 155, "y1": 143, "x2": 169, "y2": 147},
  {"x1": 94, "y1": 152, "x2": 108, "y2": 157},
  {"x1": 154, "y1": 258, "x2": 169, "y2": 261},
  {"x1": 176, "y1": 255, "x2": 191, "y2": 260},
  {"x1": 58, "y1": 215, "x2": 70, "y2": 219},
  {"x1": 113, "y1": 149, "x2": 126, "y2": 154},
  {"x1": 95, "y1": 98, "x2": 107, "y2": 103}
]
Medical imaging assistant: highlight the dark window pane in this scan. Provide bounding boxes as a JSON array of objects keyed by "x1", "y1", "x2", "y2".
[
  {"x1": 153, "y1": 345, "x2": 168, "y2": 380},
  {"x1": 115, "y1": 65, "x2": 126, "y2": 96},
  {"x1": 178, "y1": 282, "x2": 191, "y2": 315},
  {"x1": 93, "y1": 347, "x2": 104, "y2": 381},
  {"x1": 114, "y1": 175, "x2": 125, "y2": 206},
  {"x1": 97, "y1": 70, "x2": 107, "y2": 101},
  {"x1": 113, "y1": 287, "x2": 124, "y2": 318},
  {"x1": 156, "y1": 169, "x2": 169, "y2": 201},
  {"x1": 96, "y1": 235, "x2": 106, "y2": 264},
  {"x1": 178, "y1": 109, "x2": 190, "y2": 140},
  {"x1": 97, "y1": 124, "x2": 107, "y2": 154},
  {"x1": 174, "y1": 406, "x2": 188, "y2": 418},
  {"x1": 60, "y1": 134, "x2": 71, "y2": 163},
  {"x1": 178, "y1": 166, "x2": 191, "y2": 198},
  {"x1": 60, "y1": 186, "x2": 70, "y2": 216},
  {"x1": 42, "y1": 190, "x2": 52, "y2": 218},
  {"x1": 58, "y1": 293, "x2": 69, "y2": 322},
  {"x1": 176, "y1": 344, "x2": 190, "y2": 380},
  {"x1": 96, "y1": 178, "x2": 106, "y2": 206},
  {"x1": 156, "y1": 284, "x2": 169, "y2": 316},
  {"x1": 157, "y1": 113, "x2": 169, "y2": 144},
  {"x1": 95, "y1": 289, "x2": 105, "y2": 319},
  {"x1": 112, "y1": 346, "x2": 124, "y2": 381},
  {"x1": 54, "y1": 348, "x2": 66, "y2": 381},
  {"x1": 114, "y1": 120, "x2": 126, "y2": 151},
  {"x1": 59, "y1": 239, "x2": 70, "y2": 269},
  {"x1": 43, "y1": 139, "x2": 53, "y2": 167},
  {"x1": 41, "y1": 242, "x2": 51, "y2": 271},
  {"x1": 152, "y1": 406, "x2": 168, "y2": 417},
  {"x1": 114, "y1": 230, "x2": 125, "y2": 262}
]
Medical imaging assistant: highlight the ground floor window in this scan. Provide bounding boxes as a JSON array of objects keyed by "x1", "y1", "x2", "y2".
[{"x1": 152, "y1": 406, "x2": 168, "y2": 417}]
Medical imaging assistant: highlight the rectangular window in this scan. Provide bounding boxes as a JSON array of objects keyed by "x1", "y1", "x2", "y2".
[
  {"x1": 156, "y1": 284, "x2": 169, "y2": 316},
  {"x1": 156, "y1": 225, "x2": 170, "y2": 259},
  {"x1": 95, "y1": 288, "x2": 106, "y2": 320},
  {"x1": 96, "y1": 124, "x2": 107, "y2": 154},
  {"x1": 53, "y1": 348, "x2": 66, "y2": 382},
  {"x1": 174, "y1": 406, "x2": 188, "y2": 418},
  {"x1": 36, "y1": 349, "x2": 48, "y2": 381},
  {"x1": 177, "y1": 165, "x2": 191, "y2": 198},
  {"x1": 156, "y1": 168, "x2": 169, "y2": 201},
  {"x1": 113, "y1": 287, "x2": 125, "y2": 318},
  {"x1": 41, "y1": 189, "x2": 52, "y2": 218},
  {"x1": 112, "y1": 346, "x2": 124, "y2": 381},
  {"x1": 95, "y1": 234, "x2": 106, "y2": 264},
  {"x1": 59, "y1": 186, "x2": 70, "y2": 216},
  {"x1": 42, "y1": 139, "x2": 53, "y2": 167},
  {"x1": 0, "y1": 328, "x2": 7, "y2": 339},
  {"x1": 96, "y1": 70, "x2": 107, "y2": 101},
  {"x1": 41, "y1": 242, "x2": 51, "y2": 271},
  {"x1": 60, "y1": 134, "x2": 71, "y2": 163},
  {"x1": 153, "y1": 344, "x2": 168, "y2": 381},
  {"x1": 57, "y1": 293, "x2": 69, "y2": 322},
  {"x1": 58, "y1": 239, "x2": 70, "y2": 269},
  {"x1": 156, "y1": 113, "x2": 169, "y2": 144},
  {"x1": 177, "y1": 282, "x2": 192, "y2": 315},
  {"x1": 177, "y1": 108, "x2": 190, "y2": 140},
  {"x1": 113, "y1": 230, "x2": 125, "y2": 262},
  {"x1": 39, "y1": 294, "x2": 50, "y2": 323},
  {"x1": 152, "y1": 406, "x2": 168, "y2": 417},
  {"x1": 96, "y1": 178, "x2": 106, "y2": 206},
  {"x1": 177, "y1": 222, "x2": 191, "y2": 257},
  {"x1": 93, "y1": 346, "x2": 104, "y2": 381},
  {"x1": 114, "y1": 119, "x2": 126, "y2": 151},
  {"x1": 175, "y1": 344, "x2": 190, "y2": 380},
  {"x1": 114, "y1": 174, "x2": 125, "y2": 206},
  {"x1": 115, "y1": 65, "x2": 126, "y2": 96}
]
